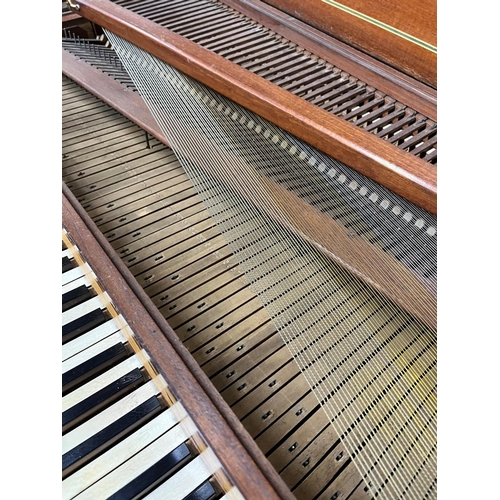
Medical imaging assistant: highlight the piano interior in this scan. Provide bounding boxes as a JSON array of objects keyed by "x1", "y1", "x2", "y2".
[{"x1": 62, "y1": 1, "x2": 437, "y2": 499}]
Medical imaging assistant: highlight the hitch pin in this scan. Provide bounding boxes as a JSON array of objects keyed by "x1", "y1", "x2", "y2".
[{"x1": 67, "y1": 0, "x2": 80, "y2": 11}]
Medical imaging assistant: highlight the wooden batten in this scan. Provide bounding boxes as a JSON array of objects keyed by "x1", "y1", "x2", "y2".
[{"x1": 68, "y1": 0, "x2": 437, "y2": 214}]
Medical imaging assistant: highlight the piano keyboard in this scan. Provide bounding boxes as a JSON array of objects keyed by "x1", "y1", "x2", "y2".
[{"x1": 62, "y1": 231, "x2": 240, "y2": 500}]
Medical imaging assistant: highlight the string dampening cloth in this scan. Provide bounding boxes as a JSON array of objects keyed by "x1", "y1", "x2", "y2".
[{"x1": 106, "y1": 31, "x2": 437, "y2": 500}]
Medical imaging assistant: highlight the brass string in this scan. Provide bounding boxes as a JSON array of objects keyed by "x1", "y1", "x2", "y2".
[{"x1": 103, "y1": 33, "x2": 437, "y2": 500}]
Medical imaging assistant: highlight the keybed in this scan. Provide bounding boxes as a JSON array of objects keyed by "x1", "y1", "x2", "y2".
[{"x1": 62, "y1": 232, "x2": 237, "y2": 500}]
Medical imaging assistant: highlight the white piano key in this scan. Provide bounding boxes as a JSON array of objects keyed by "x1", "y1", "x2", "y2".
[
  {"x1": 62, "y1": 355, "x2": 144, "y2": 412},
  {"x1": 62, "y1": 379, "x2": 159, "y2": 455},
  {"x1": 74, "y1": 419, "x2": 191, "y2": 499},
  {"x1": 144, "y1": 449, "x2": 214, "y2": 500},
  {"x1": 62, "y1": 273, "x2": 91, "y2": 295},
  {"x1": 62, "y1": 405, "x2": 184, "y2": 500},
  {"x1": 62, "y1": 330, "x2": 126, "y2": 375},
  {"x1": 62, "y1": 318, "x2": 121, "y2": 362},
  {"x1": 62, "y1": 249, "x2": 72, "y2": 260},
  {"x1": 63, "y1": 265, "x2": 85, "y2": 286},
  {"x1": 62, "y1": 295, "x2": 107, "y2": 326}
]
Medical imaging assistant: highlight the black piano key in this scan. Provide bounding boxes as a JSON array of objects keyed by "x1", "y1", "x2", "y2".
[
  {"x1": 62, "y1": 368, "x2": 144, "y2": 430},
  {"x1": 62, "y1": 308, "x2": 107, "y2": 344},
  {"x1": 62, "y1": 284, "x2": 92, "y2": 312},
  {"x1": 62, "y1": 255, "x2": 75, "y2": 273},
  {"x1": 107, "y1": 443, "x2": 192, "y2": 500},
  {"x1": 184, "y1": 481, "x2": 218, "y2": 500},
  {"x1": 62, "y1": 395, "x2": 161, "y2": 473},
  {"x1": 62, "y1": 342, "x2": 128, "y2": 391}
]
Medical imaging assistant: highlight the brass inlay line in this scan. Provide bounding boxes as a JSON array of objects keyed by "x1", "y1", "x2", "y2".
[{"x1": 321, "y1": 0, "x2": 437, "y2": 53}]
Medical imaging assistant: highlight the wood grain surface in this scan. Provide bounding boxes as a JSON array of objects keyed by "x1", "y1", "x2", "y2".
[
  {"x1": 261, "y1": 0, "x2": 437, "y2": 87},
  {"x1": 69, "y1": 0, "x2": 437, "y2": 214}
]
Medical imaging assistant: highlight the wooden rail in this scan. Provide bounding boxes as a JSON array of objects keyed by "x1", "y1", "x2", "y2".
[
  {"x1": 62, "y1": 48, "x2": 169, "y2": 145},
  {"x1": 68, "y1": 0, "x2": 437, "y2": 214}
]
